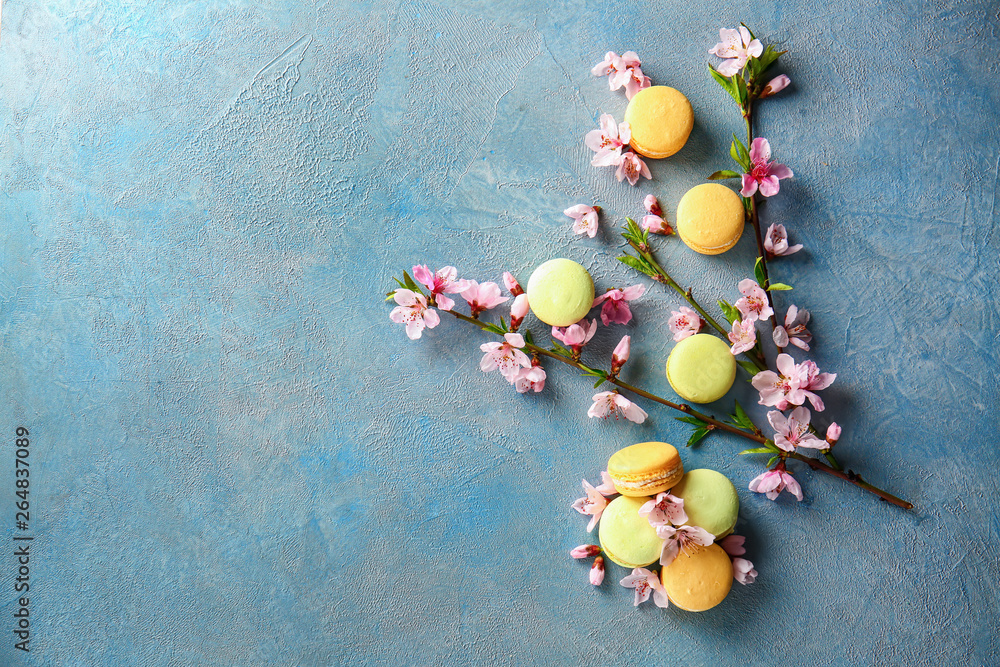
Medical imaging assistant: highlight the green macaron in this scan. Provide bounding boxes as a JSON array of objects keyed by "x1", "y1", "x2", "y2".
[
  {"x1": 670, "y1": 469, "x2": 740, "y2": 539},
  {"x1": 525, "y1": 258, "x2": 595, "y2": 327},
  {"x1": 666, "y1": 334, "x2": 737, "y2": 403},
  {"x1": 598, "y1": 495, "x2": 663, "y2": 568}
]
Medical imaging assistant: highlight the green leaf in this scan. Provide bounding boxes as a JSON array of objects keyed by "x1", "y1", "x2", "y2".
[
  {"x1": 550, "y1": 342, "x2": 572, "y2": 358},
  {"x1": 401, "y1": 271, "x2": 421, "y2": 293},
  {"x1": 739, "y1": 446, "x2": 774, "y2": 455},
  {"x1": 731, "y1": 135, "x2": 750, "y2": 170},
  {"x1": 686, "y1": 426, "x2": 710, "y2": 448},
  {"x1": 717, "y1": 299, "x2": 740, "y2": 324},
  {"x1": 735, "y1": 73, "x2": 749, "y2": 106},
  {"x1": 523, "y1": 329, "x2": 534, "y2": 346},
  {"x1": 768, "y1": 282, "x2": 793, "y2": 291},
  {"x1": 482, "y1": 323, "x2": 506, "y2": 335},
  {"x1": 618, "y1": 254, "x2": 656, "y2": 278},
  {"x1": 593, "y1": 377, "x2": 607, "y2": 388},
  {"x1": 708, "y1": 169, "x2": 742, "y2": 181},
  {"x1": 752, "y1": 44, "x2": 784, "y2": 79},
  {"x1": 708, "y1": 64, "x2": 742, "y2": 104},
  {"x1": 393, "y1": 277, "x2": 406, "y2": 290},
  {"x1": 737, "y1": 360, "x2": 761, "y2": 377},
  {"x1": 675, "y1": 416, "x2": 708, "y2": 427},
  {"x1": 766, "y1": 456, "x2": 780, "y2": 468},
  {"x1": 754, "y1": 257, "x2": 766, "y2": 289},
  {"x1": 732, "y1": 400, "x2": 755, "y2": 430}
]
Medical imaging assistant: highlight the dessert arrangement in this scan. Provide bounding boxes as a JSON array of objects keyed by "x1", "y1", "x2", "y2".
[{"x1": 385, "y1": 25, "x2": 912, "y2": 610}]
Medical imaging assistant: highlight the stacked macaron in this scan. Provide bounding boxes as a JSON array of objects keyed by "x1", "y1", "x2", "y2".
[{"x1": 580, "y1": 441, "x2": 748, "y2": 612}]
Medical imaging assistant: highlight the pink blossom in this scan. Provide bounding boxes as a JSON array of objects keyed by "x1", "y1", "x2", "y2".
[
  {"x1": 572, "y1": 479, "x2": 609, "y2": 532},
  {"x1": 587, "y1": 391, "x2": 647, "y2": 424},
  {"x1": 748, "y1": 468, "x2": 803, "y2": 501},
  {"x1": 719, "y1": 534, "x2": 746, "y2": 557},
  {"x1": 564, "y1": 204, "x2": 600, "y2": 238},
  {"x1": 735, "y1": 278, "x2": 774, "y2": 322},
  {"x1": 570, "y1": 544, "x2": 601, "y2": 559},
  {"x1": 592, "y1": 284, "x2": 646, "y2": 325},
  {"x1": 513, "y1": 364, "x2": 546, "y2": 394},
  {"x1": 751, "y1": 353, "x2": 804, "y2": 410},
  {"x1": 412, "y1": 265, "x2": 471, "y2": 311},
  {"x1": 759, "y1": 74, "x2": 790, "y2": 99},
  {"x1": 551, "y1": 318, "x2": 598, "y2": 355},
  {"x1": 595, "y1": 51, "x2": 651, "y2": 99},
  {"x1": 740, "y1": 138, "x2": 793, "y2": 198},
  {"x1": 590, "y1": 556, "x2": 606, "y2": 586},
  {"x1": 480, "y1": 333, "x2": 531, "y2": 382},
  {"x1": 668, "y1": 307, "x2": 702, "y2": 342},
  {"x1": 595, "y1": 471, "x2": 617, "y2": 496},
  {"x1": 611, "y1": 335, "x2": 630, "y2": 375},
  {"x1": 591, "y1": 51, "x2": 621, "y2": 77},
  {"x1": 826, "y1": 422, "x2": 842, "y2": 445},
  {"x1": 585, "y1": 114, "x2": 631, "y2": 167},
  {"x1": 733, "y1": 557, "x2": 757, "y2": 584},
  {"x1": 616, "y1": 151, "x2": 652, "y2": 186},
  {"x1": 798, "y1": 359, "x2": 836, "y2": 412},
  {"x1": 655, "y1": 524, "x2": 715, "y2": 566},
  {"x1": 772, "y1": 304, "x2": 812, "y2": 351},
  {"x1": 728, "y1": 317, "x2": 758, "y2": 355},
  {"x1": 709, "y1": 27, "x2": 763, "y2": 77},
  {"x1": 502, "y1": 271, "x2": 524, "y2": 296},
  {"x1": 461, "y1": 281, "x2": 509, "y2": 318},
  {"x1": 763, "y1": 223, "x2": 803, "y2": 257},
  {"x1": 509, "y1": 294, "x2": 530, "y2": 332},
  {"x1": 642, "y1": 196, "x2": 672, "y2": 235},
  {"x1": 767, "y1": 406, "x2": 826, "y2": 452},
  {"x1": 620, "y1": 567, "x2": 669, "y2": 608},
  {"x1": 638, "y1": 492, "x2": 688, "y2": 527},
  {"x1": 389, "y1": 289, "x2": 441, "y2": 340}
]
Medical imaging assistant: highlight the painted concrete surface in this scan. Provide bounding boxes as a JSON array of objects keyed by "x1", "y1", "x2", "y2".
[{"x1": 0, "y1": 0, "x2": 998, "y2": 664}]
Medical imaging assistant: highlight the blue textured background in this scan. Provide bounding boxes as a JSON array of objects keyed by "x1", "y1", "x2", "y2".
[{"x1": 1, "y1": 0, "x2": 998, "y2": 664}]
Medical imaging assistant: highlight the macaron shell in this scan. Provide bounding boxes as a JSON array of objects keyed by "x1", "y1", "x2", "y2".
[
  {"x1": 660, "y1": 543, "x2": 733, "y2": 612},
  {"x1": 607, "y1": 441, "x2": 684, "y2": 497},
  {"x1": 670, "y1": 468, "x2": 740, "y2": 539},
  {"x1": 624, "y1": 86, "x2": 694, "y2": 159},
  {"x1": 525, "y1": 258, "x2": 595, "y2": 327},
  {"x1": 598, "y1": 495, "x2": 663, "y2": 569},
  {"x1": 676, "y1": 183, "x2": 745, "y2": 255},
  {"x1": 666, "y1": 334, "x2": 737, "y2": 404}
]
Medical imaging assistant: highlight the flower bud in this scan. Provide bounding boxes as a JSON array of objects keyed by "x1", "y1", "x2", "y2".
[
  {"x1": 611, "y1": 335, "x2": 630, "y2": 375},
  {"x1": 643, "y1": 194, "x2": 662, "y2": 217},
  {"x1": 759, "y1": 74, "x2": 791, "y2": 99},
  {"x1": 570, "y1": 544, "x2": 601, "y2": 559},
  {"x1": 590, "y1": 556, "x2": 605, "y2": 585},
  {"x1": 502, "y1": 272, "x2": 524, "y2": 296},
  {"x1": 509, "y1": 294, "x2": 529, "y2": 331},
  {"x1": 826, "y1": 422, "x2": 842, "y2": 446}
]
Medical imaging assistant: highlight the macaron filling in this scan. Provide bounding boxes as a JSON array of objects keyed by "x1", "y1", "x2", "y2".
[{"x1": 609, "y1": 460, "x2": 683, "y2": 493}]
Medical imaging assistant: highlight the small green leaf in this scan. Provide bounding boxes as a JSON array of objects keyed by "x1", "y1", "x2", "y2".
[
  {"x1": 752, "y1": 44, "x2": 784, "y2": 78},
  {"x1": 739, "y1": 446, "x2": 774, "y2": 455},
  {"x1": 523, "y1": 329, "x2": 534, "y2": 346},
  {"x1": 768, "y1": 282, "x2": 793, "y2": 291},
  {"x1": 754, "y1": 257, "x2": 766, "y2": 289},
  {"x1": 717, "y1": 299, "x2": 740, "y2": 324},
  {"x1": 686, "y1": 426, "x2": 710, "y2": 447},
  {"x1": 708, "y1": 64, "x2": 742, "y2": 104},
  {"x1": 731, "y1": 135, "x2": 750, "y2": 169},
  {"x1": 618, "y1": 255, "x2": 656, "y2": 278},
  {"x1": 393, "y1": 277, "x2": 406, "y2": 290},
  {"x1": 550, "y1": 342, "x2": 572, "y2": 357},
  {"x1": 737, "y1": 360, "x2": 761, "y2": 377},
  {"x1": 675, "y1": 416, "x2": 708, "y2": 427},
  {"x1": 766, "y1": 456, "x2": 780, "y2": 468},
  {"x1": 708, "y1": 169, "x2": 742, "y2": 181},
  {"x1": 735, "y1": 73, "x2": 749, "y2": 106},
  {"x1": 385, "y1": 291, "x2": 397, "y2": 302},
  {"x1": 593, "y1": 377, "x2": 607, "y2": 388},
  {"x1": 482, "y1": 323, "x2": 505, "y2": 335},
  {"x1": 732, "y1": 400, "x2": 755, "y2": 430},
  {"x1": 401, "y1": 271, "x2": 421, "y2": 293}
]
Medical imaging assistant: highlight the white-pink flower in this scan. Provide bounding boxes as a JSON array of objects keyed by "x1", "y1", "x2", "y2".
[
  {"x1": 412, "y1": 265, "x2": 470, "y2": 311},
  {"x1": 740, "y1": 138, "x2": 793, "y2": 198},
  {"x1": 748, "y1": 468, "x2": 803, "y2": 501},
  {"x1": 585, "y1": 114, "x2": 631, "y2": 167},
  {"x1": 461, "y1": 281, "x2": 509, "y2": 318},
  {"x1": 594, "y1": 470, "x2": 617, "y2": 496},
  {"x1": 733, "y1": 557, "x2": 758, "y2": 585},
  {"x1": 767, "y1": 406, "x2": 826, "y2": 452},
  {"x1": 759, "y1": 74, "x2": 790, "y2": 99},
  {"x1": 502, "y1": 271, "x2": 524, "y2": 296},
  {"x1": 595, "y1": 50, "x2": 651, "y2": 99},
  {"x1": 564, "y1": 204, "x2": 600, "y2": 238},
  {"x1": 479, "y1": 333, "x2": 531, "y2": 383},
  {"x1": 610, "y1": 335, "x2": 630, "y2": 375},
  {"x1": 590, "y1": 556, "x2": 606, "y2": 586},
  {"x1": 587, "y1": 391, "x2": 647, "y2": 424},
  {"x1": 719, "y1": 534, "x2": 746, "y2": 557},
  {"x1": 513, "y1": 364, "x2": 546, "y2": 394},
  {"x1": 763, "y1": 223, "x2": 803, "y2": 257},
  {"x1": 728, "y1": 317, "x2": 758, "y2": 355},
  {"x1": 798, "y1": 359, "x2": 836, "y2": 412},
  {"x1": 668, "y1": 306, "x2": 702, "y2": 341},
  {"x1": 709, "y1": 26, "x2": 763, "y2": 77},
  {"x1": 735, "y1": 278, "x2": 774, "y2": 322},
  {"x1": 592, "y1": 284, "x2": 645, "y2": 325},
  {"x1": 551, "y1": 318, "x2": 598, "y2": 354},
  {"x1": 751, "y1": 353, "x2": 804, "y2": 410},
  {"x1": 616, "y1": 151, "x2": 652, "y2": 186},
  {"x1": 642, "y1": 194, "x2": 673, "y2": 234},
  {"x1": 772, "y1": 304, "x2": 812, "y2": 351},
  {"x1": 572, "y1": 478, "x2": 610, "y2": 532},
  {"x1": 638, "y1": 492, "x2": 688, "y2": 527},
  {"x1": 655, "y1": 524, "x2": 715, "y2": 566},
  {"x1": 591, "y1": 51, "x2": 621, "y2": 77},
  {"x1": 620, "y1": 567, "x2": 669, "y2": 608},
  {"x1": 389, "y1": 289, "x2": 440, "y2": 340}
]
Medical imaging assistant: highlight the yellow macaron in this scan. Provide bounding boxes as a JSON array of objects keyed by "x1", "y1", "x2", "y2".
[
  {"x1": 660, "y1": 543, "x2": 733, "y2": 612},
  {"x1": 607, "y1": 441, "x2": 684, "y2": 497},
  {"x1": 676, "y1": 183, "x2": 745, "y2": 255},
  {"x1": 623, "y1": 85, "x2": 694, "y2": 159}
]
